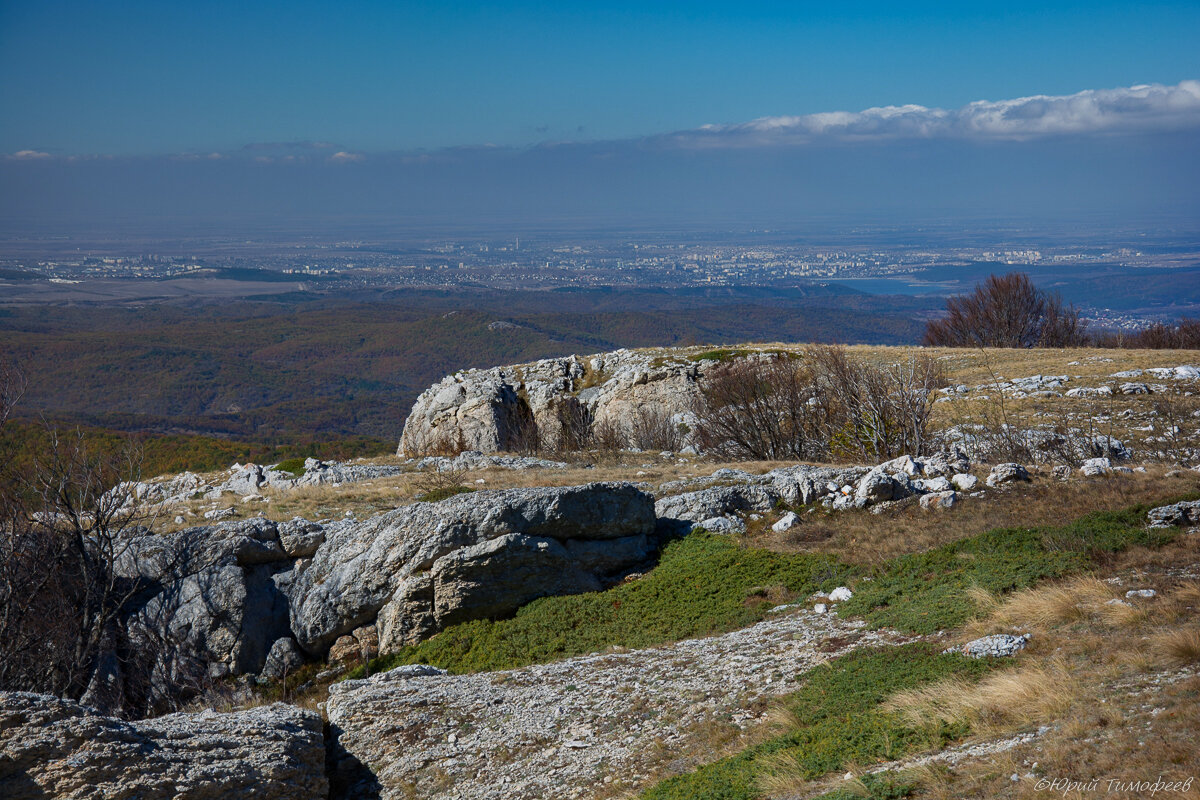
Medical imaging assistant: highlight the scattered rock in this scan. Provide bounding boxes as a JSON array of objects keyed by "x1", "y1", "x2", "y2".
[
  {"x1": 948, "y1": 634, "x2": 1031, "y2": 659},
  {"x1": 1148, "y1": 500, "x2": 1200, "y2": 528},
  {"x1": 828, "y1": 586, "x2": 853, "y2": 602},
  {"x1": 696, "y1": 516, "x2": 746, "y2": 534},
  {"x1": 771, "y1": 512, "x2": 799, "y2": 532},
  {"x1": 950, "y1": 473, "x2": 979, "y2": 491},
  {"x1": 986, "y1": 463, "x2": 1031, "y2": 487},
  {"x1": 261, "y1": 637, "x2": 306, "y2": 681},
  {"x1": 919, "y1": 490, "x2": 958, "y2": 510},
  {"x1": 1125, "y1": 589, "x2": 1157, "y2": 599}
]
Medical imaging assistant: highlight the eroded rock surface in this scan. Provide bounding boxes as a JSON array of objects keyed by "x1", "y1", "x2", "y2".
[
  {"x1": 326, "y1": 608, "x2": 910, "y2": 800},
  {"x1": 0, "y1": 692, "x2": 326, "y2": 800}
]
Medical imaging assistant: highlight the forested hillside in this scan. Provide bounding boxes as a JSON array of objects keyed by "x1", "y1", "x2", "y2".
[{"x1": 0, "y1": 289, "x2": 930, "y2": 442}]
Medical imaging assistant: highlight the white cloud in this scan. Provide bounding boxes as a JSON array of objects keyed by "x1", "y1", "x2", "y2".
[
  {"x1": 329, "y1": 151, "x2": 365, "y2": 163},
  {"x1": 665, "y1": 80, "x2": 1200, "y2": 147},
  {"x1": 8, "y1": 149, "x2": 53, "y2": 160}
]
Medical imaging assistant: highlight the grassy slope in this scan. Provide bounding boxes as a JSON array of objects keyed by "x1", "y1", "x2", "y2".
[
  {"x1": 343, "y1": 499, "x2": 1183, "y2": 800},
  {"x1": 635, "y1": 504, "x2": 1180, "y2": 800},
  {"x1": 359, "y1": 503, "x2": 1178, "y2": 678}
]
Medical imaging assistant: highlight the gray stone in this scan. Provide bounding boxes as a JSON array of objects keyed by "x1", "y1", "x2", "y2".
[
  {"x1": 1080, "y1": 457, "x2": 1112, "y2": 476},
  {"x1": 290, "y1": 482, "x2": 656, "y2": 655},
  {"x1": 917, "y1": 475, "x2": 953, "y2": 493},
  {"x1": 949, "y1": 634, "x2": 1030, "y2": 658},
  {"x1": 1147, "y1": 500, "x2": 1200, "y2": 527},
  {"x1": 855, "y1": 471, "x2": 900, "y2": 504},
  {"x1": 695, "y1": 516, "x2": 746, "y2": 534},
  {"x1": 772, "y1": 511, "x2": 799, "y2": 532},
  {"x1": 919, "y1": 490, "x2": 958, "y2": 510},
  {"x1": 277, "y1": 517, "x2": 325, "y2": 558},
  {"x1": 0, "y1": 692, "x2": 326, "y2": 800},
  {"x1": 261, "y1": 637, "x2": 306, "y2": 681},
  {"x1": 986, "y1": 463, "x2": 1031, "y2": 487},
  {"x1": 950, "y1": 473, "x2": 979, "y2": 491},
  {"x1": 429, "y1": 534, "x2": 605, "y2": 627},
  {"x1": 922, "y1": 448, "x2": 971, "y2": 477},
  {"x1": 655, "y1": 485, "x2": 780, "y2": 523}
]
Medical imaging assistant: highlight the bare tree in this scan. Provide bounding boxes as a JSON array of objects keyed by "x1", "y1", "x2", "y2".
[
  {"x1": 924, "y1": 272, "x2": 1088, "y2": 348},
  {"x1": 0, "y1": 352, "x2": 25, "y2": 427}
]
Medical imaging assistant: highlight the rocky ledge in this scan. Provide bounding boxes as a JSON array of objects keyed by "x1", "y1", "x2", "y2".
[
  {"x1": 326, "y1": 606, "x2": 911, "y2": 800},
  {"x1": 0, "y1": 692, "x2": 326, "y2": 800}
]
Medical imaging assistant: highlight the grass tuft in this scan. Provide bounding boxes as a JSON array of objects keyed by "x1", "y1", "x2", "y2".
[{"x1": 1152, "y1": 628, "x2": 1200, "y2": 667}]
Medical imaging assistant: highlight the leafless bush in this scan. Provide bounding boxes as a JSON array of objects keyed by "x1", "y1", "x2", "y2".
[
  {"x1": 554, "y1": 400, "x2": 594, "y2": 454},
  {"x1": 509, "y1": 408, "x2": 541, "y2": 455},
  {"x1": 592, "y1": 416, "x2": 626, "y2": 461},
  {"x1": 810, "y1": 346, "x2": 944, "y2": 461},
  {"x1": 627, "y1": 405, "x2": 685, "y2": 452},
  {"x1": 693, "y1": 349, "x2": 944, "y2": 462},
  {"x1": 0, "y1": 425, "x2": 182, "y2": 716},
  {"x1": 411, "y1": 461, "x2": 471, "y2": 500},
  {"x1": 1150, "y1": 393, "x2": 1200, "y2": 466},
  {"x1": 692, "y1": 355, "x2": 832, "y2": 461},
  {"x1": 924, "y1": 272, "x2": 1088, "y2": 348}
]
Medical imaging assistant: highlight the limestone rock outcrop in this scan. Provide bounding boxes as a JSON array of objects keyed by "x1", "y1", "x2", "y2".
[
  {"x1": 289, "y1": 482, "x2": 657, "y2": 655},
  {"x1": 0, "y1": 692, "x2": 326, "y2": 800},
  {"x1": 116, "y1": 518, "x2": 307, "y2": 686},
  {"x1": 399, "y1": 349, "x2": 705, "y2": 455}
]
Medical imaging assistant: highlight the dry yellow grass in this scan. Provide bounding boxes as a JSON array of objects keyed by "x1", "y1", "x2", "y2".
[
  {"x1": 966, "y1": 576, "x2": 1116, "y2": 633},
  {"x1": 886, "y1": 658, "x2": 1075, "y2": 735},
  {"x1": 1152, "y1": 628, "x2": 1200, "y2": 667}
]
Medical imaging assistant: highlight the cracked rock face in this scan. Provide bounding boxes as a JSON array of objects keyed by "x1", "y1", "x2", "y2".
[
  {"x1": 289, "y1": 482, "x2": 657, "y2": 655},
  {"x1": 0, "y1": 692, "x2": 327, "y2": 800},
  {"x1": 399, "y1": 349, "x2": 703, "y2": 455}
]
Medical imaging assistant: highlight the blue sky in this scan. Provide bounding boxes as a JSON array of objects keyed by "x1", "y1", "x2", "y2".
[
  {"x1": 2, "y1": 0, "x2": 1199, "y2": 155},
  {"x1": 2, "y1": 2, "x2": 1198, "y2": 228}
]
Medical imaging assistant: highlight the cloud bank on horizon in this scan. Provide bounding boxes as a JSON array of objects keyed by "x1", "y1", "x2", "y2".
[
  {"x1": 663, "y1": 80, "x2": 1200, "y2": 148},
  {"x1": 6, "y1": 80, "x2": 1198, "y2": 162}
]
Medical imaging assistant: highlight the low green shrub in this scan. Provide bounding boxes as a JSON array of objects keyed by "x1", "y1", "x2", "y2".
[
  {"x1": 272, "y1": 457, "x2": 307, "y2": 477},
  {"x1": 353, "y1": 532, "x2": 853, "y2": 676},
  {"x1": 415, "y1": 485, "x2": 476, "y2": 503},
  {"x1": 841, "y1": 504, "x2": 1177, "y2": 634}
]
